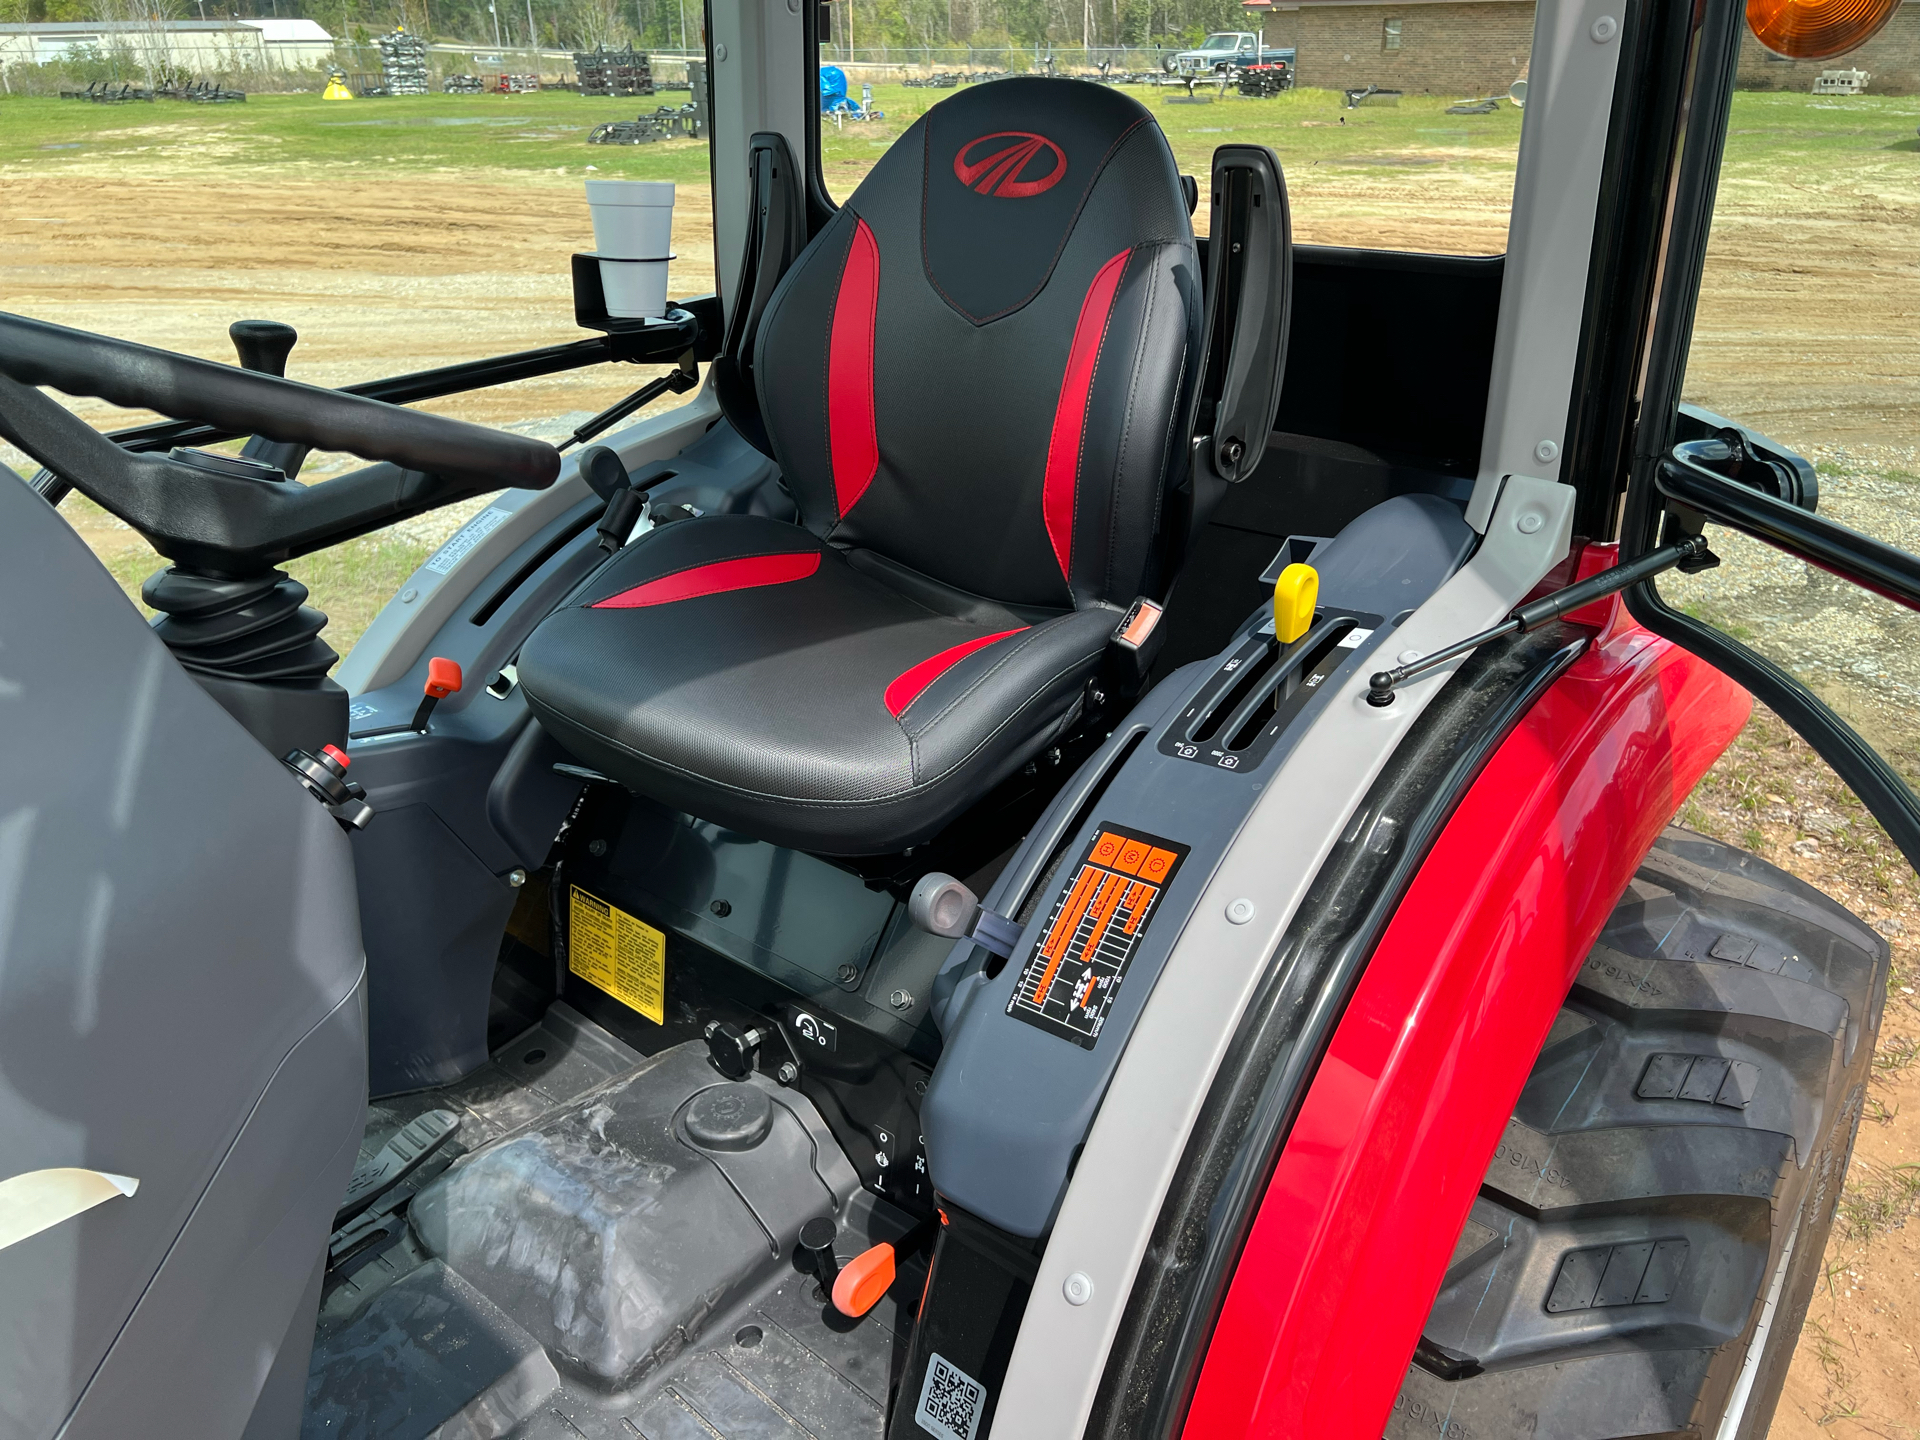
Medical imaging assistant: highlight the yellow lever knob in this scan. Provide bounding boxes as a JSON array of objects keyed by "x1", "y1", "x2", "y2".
[{"x1": 1273, "y1": 563, "x2": 1318, "y2": 645}]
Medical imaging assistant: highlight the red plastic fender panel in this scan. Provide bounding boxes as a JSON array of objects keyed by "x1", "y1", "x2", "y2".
[{"x1": 1180, "y1": 572, "x2": 1753, "y2": 1440}]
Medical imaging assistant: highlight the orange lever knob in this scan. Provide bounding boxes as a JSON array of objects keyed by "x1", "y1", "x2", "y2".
[
  {"x1": 424, "y1": 656, "x2": 463, "y2": 700},
  {"x1": 831, "y1": 1241, "x2": 897, "y2": 1318}
]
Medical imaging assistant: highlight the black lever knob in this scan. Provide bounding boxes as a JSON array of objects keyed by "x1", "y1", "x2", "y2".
[
  {"x1": 229, "y1": 320, "x2": 299, "y2": 377},
  {"x1": 704, "y1": 1020, "x2": 765, "y2": 1081},
  {"x1": 799, "y1": 1216, "x2": 840, "y2": 1293},
  {"x1": 579, "y1": 444, "x2": 632, "y2": 502}
]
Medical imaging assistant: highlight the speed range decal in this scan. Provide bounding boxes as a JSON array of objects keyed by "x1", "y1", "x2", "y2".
[{"x1": 1006, "y1": 824, "x2": 1189, "y2": 1049}]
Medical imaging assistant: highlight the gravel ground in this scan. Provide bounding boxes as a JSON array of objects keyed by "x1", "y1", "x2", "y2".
[{"x1": 1663, "y1": 445, "x2": 1920, "y2": 789}]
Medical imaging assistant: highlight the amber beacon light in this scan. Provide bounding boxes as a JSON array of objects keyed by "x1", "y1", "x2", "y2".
[{"x1": 1747, "y1": 0, "x2": 1901, "y2": 59}]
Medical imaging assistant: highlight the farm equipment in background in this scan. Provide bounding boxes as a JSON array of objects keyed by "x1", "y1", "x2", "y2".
[
  {"x1": 58, "y1": 81, "x2": 154, "y2": 102},
  {"x1": 442, "y1": 74, "x2": 486, "y2": 93},
  {"x1": 496, "y1": 73, "x2": 542, "y2": 93},
  {"x1": 1445, "y1": 95, "x2": 1504, "y2": 113},
  {"x1": 1345, "y1": 82, "x2": 1405, "y2": 106},
  {"x1": 587, "y1": 103, "x2": 704, "y2": 143},
  {"x1": 903, "y1": 73, "x2": 961, "y2": 88},
  {"x1": 157, "y1": 79, "x2": 247, "y2": 103},
  {"x1": 378, "y1": 27, "x2": 430, "y2": 95},
  {"x1": 575, "y1": 47, "x2": 654, "y2": 98},
  {"x1": 588, "y1": 63, "x2": 706, "y2": 144},
  {"x1": 819, "y1": 65, "x2": 883, "y2": 119},
  {"x1": 1813, "y1": 67, "x2": 1870, "y2": 91},
  {"x1": 1236, "y1": 61, "x2": 1292, "y2": 97}
]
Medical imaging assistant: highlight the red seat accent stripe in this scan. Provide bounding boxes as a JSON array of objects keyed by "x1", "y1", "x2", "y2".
[
  {"x1": 828, "y1": 218, "x2": 882, "y2": 520},
  {"x1": 1041, "y1": 248, "x2": 1132, "y2": 588},
  {"x1": 884, "y1": 627, "x2": 1027, "y2": 718},
  {"x1": 591, "y1": 551, "x2": 821, "y2": 609}
]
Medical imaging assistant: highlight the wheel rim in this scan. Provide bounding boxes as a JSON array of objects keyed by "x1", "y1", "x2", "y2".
[{"x1": 1715, "y1": 1203, "x2": 1802, "y2": 1440}]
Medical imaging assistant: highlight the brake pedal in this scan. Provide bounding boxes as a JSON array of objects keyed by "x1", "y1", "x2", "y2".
[{"x1": 335, "y1": 1108, "x2": 460, "y2": 1228}]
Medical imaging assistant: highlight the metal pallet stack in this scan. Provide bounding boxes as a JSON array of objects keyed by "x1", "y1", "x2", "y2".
[
  {"x1": 379, "y1": 28, "x2": 431, "y2": 95},
  {"x1": 574, "y1": 47, "x2": 653, "y2": 97}
]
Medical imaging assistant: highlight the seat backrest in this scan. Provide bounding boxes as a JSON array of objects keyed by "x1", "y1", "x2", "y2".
[{"x1": 755, "y1": 78, "x2": 1199, "y2": 611}]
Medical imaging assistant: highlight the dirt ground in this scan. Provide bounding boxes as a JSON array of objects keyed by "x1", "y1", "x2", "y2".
[
  {"x1": 4, "y1": 87, "x2": 1918, "y2": 1434},
  {"x1": 2, "y1": 171, "x2": 716, "y2": 437}
]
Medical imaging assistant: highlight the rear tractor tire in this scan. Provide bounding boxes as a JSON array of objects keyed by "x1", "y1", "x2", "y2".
[{"x1": 1388, "y1": 827, "x2": 1890, "y2": 1440}]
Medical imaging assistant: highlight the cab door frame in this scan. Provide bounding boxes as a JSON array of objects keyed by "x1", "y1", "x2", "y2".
[{"x1": 1613, "y1": 0, "x2": 1920, "y2": 870}]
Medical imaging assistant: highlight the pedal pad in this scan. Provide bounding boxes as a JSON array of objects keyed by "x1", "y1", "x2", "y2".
[{"x1": 335, "y1": 1109, "x2": 460, "y2": 1228}]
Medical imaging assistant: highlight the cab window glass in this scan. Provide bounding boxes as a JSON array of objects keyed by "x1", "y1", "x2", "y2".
[
  {"x1": 1, "y1": 34, "x2": 714, "y2": 661},
  {"x1": 1658, "y1": 53, "x2": 1920, "y2": 790},
  {"x1": 816, "y1": 2, "x2": 1534, "y2": 255}
]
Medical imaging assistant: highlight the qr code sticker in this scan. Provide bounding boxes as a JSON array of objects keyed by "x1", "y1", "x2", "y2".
[{"x1": 914, "y1": 1351, "x2": 986, "y2": 1440}]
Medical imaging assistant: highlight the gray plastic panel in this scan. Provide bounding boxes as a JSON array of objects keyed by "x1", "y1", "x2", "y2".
[
  {"x1": 922, "y1": 494, "x2": 1470, "y2": 1238},
  {"x1": 0, "y1": 477, "x2": 366, "y2": 1440},
  {"x1": 63, "y1": 986, "x2": 367, "y2": 1440},
  {"x1": 1307, "y1": 492, "x2": 1476, "y2": 621},
  {"x1": 354, "y1": 802, "x2": 521, "y2": 1096}
]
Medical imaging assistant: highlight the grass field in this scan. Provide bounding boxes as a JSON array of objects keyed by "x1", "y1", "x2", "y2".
[{"x1": 5, "y1": 81, "x2": 1920, "y2": 1435}]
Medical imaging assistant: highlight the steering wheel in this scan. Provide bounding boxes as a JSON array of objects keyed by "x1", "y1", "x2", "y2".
[{"x1": 0, "y1": 310, "x2": 562, "y2": 572}]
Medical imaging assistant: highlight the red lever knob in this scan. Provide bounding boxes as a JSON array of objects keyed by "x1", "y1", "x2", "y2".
[
  {"x1": 831, "y1": 1242, "x2": 897, "y2": 1319},
  {"x1": 425, "y1": 657, "x2": 463, "y2": 699}
]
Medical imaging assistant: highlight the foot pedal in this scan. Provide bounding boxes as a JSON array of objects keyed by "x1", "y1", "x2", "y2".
[{"x1": 335, "y1": 1109, "x2": 460, "y2": 1228}]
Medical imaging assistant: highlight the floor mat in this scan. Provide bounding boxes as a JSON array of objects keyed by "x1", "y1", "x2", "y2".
[{"x1": 307, "y1": 1004, "x2": 915, "y2": 1440}]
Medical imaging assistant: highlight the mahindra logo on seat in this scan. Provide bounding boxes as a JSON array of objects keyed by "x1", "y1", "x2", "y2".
[{"x1": 953, "y1": 132, "x2": 1067, "y2": 197}]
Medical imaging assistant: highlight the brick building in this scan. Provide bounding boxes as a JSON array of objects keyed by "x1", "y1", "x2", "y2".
[
  {"x1": 1244, "y1": 0, "x2": 1535, "y2": 97},
  {"x1": 1241, "y1": 0, "x2": 1916, "y2": 97}
]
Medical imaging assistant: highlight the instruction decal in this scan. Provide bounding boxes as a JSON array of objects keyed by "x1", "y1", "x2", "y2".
[
  {"x1": 569, "y1": 886, "x2": 666, "y2": 1024},
  {"x1": 1006, "y1": 823, "x2": 1189, "y2": 1049}
]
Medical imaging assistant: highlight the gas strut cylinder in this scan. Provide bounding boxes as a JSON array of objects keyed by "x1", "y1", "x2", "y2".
[{"x1": 1365, "y1": 535, "x2": 1715, "y2": 707}]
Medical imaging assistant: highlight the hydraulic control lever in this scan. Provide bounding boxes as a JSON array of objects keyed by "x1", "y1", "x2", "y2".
[
  {"x1": 582, "y1": 446, "x2": 647, "y2": 553},
  {"x1": 908, "y1": 873, "x2": 1022, "y2": 960},
  {"x1": 1365, "y1": 534, "x2": 1716, "y2": 707},
  {"x1": 411, "y1": 657, "x2": 463, "y2": 731},
  {"x1": 704, "y1": 1020, "x2": 767, "y2": 1080},
  {"x1": 282, "y1": 743, "x2": 373, "y2": 830},
  {"x1": 826, "y1": 1214, "x2": 939, "y2": 1319}
]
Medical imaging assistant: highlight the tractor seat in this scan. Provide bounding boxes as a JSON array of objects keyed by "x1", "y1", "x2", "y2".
[{"x1": 519, "y1": 78, "x2": 1199, "y2": 856}]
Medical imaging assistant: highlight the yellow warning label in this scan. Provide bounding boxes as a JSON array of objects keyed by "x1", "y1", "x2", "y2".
[{"x1": 568, "y1": 886, "x2": 665, "y2": 1024}]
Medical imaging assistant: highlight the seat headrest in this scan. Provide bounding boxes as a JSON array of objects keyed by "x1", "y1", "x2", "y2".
[{"x1": 892, "y1": 77, "x2": 1165, "y2": 325}]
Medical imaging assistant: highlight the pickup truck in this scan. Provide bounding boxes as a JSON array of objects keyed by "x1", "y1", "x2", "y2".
[{"x1": 1162, "y1": 32, "x2": 1293, "y2": 76}]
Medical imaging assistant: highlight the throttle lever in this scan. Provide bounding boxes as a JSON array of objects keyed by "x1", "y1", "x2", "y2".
[{"x1": 908, "y1": 873, "x2": 1023, "y2": 959}]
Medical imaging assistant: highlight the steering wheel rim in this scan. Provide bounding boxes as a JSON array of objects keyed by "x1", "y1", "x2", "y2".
[{"x1": 0, "y1": 310, "x2": 560, "y2": 493}]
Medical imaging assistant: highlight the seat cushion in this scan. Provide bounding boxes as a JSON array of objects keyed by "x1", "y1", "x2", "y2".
[{"x1": 517, "y1": 515, "x2": 1118, "y2": 855}]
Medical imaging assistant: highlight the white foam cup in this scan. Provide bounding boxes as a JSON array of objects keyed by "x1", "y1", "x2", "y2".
[
  {"x1": 597, "y1": 256, "x2": 672, "y2": 319},
  {"x1": 585, "y1": 179, "x2": 676, "y2": 259}
]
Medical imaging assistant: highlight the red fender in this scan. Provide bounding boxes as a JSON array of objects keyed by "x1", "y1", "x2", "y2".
[{"x1": 1181, "y1": 562, "x2": 1753, "y2": 1439}]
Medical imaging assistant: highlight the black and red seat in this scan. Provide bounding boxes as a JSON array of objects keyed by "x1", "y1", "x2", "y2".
[{"x1": 519, "y1": 78, "x2": 1200, "y2": 855}]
